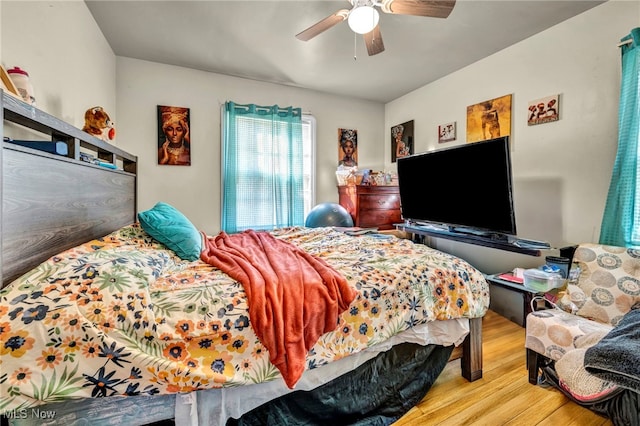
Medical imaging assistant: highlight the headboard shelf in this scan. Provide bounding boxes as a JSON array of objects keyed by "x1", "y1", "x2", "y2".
[
  {"x1": 2, "y1": 91, "x2": 137, "y2": 173},
  {"x1": 2, "y1": 141, "x2": 136, "y2": 176},
  {"x1": 1, "y1": 90, "x2": 138, "y2": 286}
]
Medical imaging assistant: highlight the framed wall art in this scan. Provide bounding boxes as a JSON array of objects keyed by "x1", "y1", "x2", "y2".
[
  {"x1": 391, "y1": 120, "x2": 414, "y2": 162},
  {"x1": 528, "y1": 94, "x2": 559, "y2": 125},
  {"x1": 466, "y1": 94, "x2": 512, "y2": 143},
  {"x1": 338, "y1": 128, "x2": 358, "y2": 167},
  {"x1": 438, "y1": 122, "x2": 456, "y2": 143},
  {"x1": 157, "y1": 105, "x2": 191, "y2": 166}
]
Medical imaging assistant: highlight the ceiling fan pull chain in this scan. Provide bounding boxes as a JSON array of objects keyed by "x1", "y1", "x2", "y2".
[{"x1": 354, "y1": 32, "x2": 358, "y2": 60}]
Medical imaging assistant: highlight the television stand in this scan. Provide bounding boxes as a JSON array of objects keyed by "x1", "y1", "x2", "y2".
[
  {"x1": 448, "y1": 226, "x2": 511, "y2": 242},
  {"x1": 396, "y1": 223, "x2": 546, "y2": 256}
]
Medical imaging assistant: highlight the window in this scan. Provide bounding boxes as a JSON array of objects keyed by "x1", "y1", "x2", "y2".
[
  {"x1": 301, "y1": 114, "x2": 316, "y2": 217},
  {"x1": 221, "y1": 102, "x2": 315, "y2": 233}
]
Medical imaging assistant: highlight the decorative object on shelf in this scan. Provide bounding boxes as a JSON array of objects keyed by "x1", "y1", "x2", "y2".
[
  {"x1": 0, "y1": 65, "x2": 21, "y2": 100},
  {"x1": 391, "y1": 119, "x2": 413, "y2": 162},
  {"x1": 82, "y1": 106, "x2": 116, "y2": 142},
  {"x1": 335, "y1": 165, "x2": 361, "y2": 185},
  {"x1": 527, "y1": 94, "x2": 560, "y2": 126},
  {"x1": 338, "y1": 128, "x2": 358, "y2": 167},
  {"x1": 157, "y1": 105, "x2": 191, "y2": 166},
  {"x1": 466, "y1": 94, "x2": 512, "y2": 143},
  {"x1": 6, "y1": 66, "x2": 35, "y2": 105},
  {"x1": 79, "y1": 152, "x2": 96, "y2": 163},
  {"x1": 79, "y1": 152, "x2": 118, "y2": 169},
  {"x1": 369, "y1": 170, "x2": 393, "y2": 186},
  {"x1": 438, "y1": 121, "x2": 456, "y2": 143}
]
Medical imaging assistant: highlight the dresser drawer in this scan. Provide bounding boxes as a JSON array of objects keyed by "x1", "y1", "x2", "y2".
[
  {"x1": 358, "y1": 194, "x2": 400, "y2": 211},
  {"x1": 357, "y1": 209, "x2": 402, "y2": 229}
]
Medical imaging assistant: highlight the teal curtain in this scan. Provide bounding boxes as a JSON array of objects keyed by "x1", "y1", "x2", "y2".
[
  {"x1": 600, "y1": 28, "x2": 640, "y2": 248},
  {"x1": 222, "y1": 102, "x2": 304, "y2": 233}
]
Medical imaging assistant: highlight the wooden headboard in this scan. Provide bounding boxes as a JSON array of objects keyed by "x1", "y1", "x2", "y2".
[{"x1": 1, "y1": 91, "x2": 138, "y2": 286}]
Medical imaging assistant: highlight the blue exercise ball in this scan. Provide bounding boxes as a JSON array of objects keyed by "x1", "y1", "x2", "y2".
[{"x1": 305, "y1": 203, "x2": 354, "y2": 227}]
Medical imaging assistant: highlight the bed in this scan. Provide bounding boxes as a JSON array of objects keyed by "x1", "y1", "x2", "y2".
[{"x1": 0, "y1": 92, "x2": 488, "y2": 425}]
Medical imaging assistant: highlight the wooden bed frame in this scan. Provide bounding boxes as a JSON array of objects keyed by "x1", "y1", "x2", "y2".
[
  {"x1": 1, "y1": 91, "x2": 137, "y2": 286},
  {"x1": 0, "y1": 90, "x2": 483, "y2": 415}
]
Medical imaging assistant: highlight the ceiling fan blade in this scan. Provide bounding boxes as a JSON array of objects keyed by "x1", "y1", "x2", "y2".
[
  {"x1": 380, "y1": 0, "x2": 456, "y2": 18},
  {"x1": 295, "y1": 9, "x2": 350, "y2": 41},
  {"x1": 364, "y1": 25, "x2": 385, "y2": 56}
]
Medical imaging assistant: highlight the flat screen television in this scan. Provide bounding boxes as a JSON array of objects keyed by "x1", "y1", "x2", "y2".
[{"x1": 397, "y1": 136, "x2": 517, "y2": 237}]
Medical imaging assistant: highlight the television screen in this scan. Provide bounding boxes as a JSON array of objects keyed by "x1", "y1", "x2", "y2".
[{"x1": 397, "y1": 137, "x2": 517, "y2": 236}]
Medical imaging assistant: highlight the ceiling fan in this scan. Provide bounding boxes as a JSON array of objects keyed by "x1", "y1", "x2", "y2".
[{"x1": 295, "y1": 0, "x2": 456, "y2": 56}]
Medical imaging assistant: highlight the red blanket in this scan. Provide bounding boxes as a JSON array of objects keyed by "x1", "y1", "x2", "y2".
[{"x1": 200, "y1": 230, "x2": 356, "y2": 388}]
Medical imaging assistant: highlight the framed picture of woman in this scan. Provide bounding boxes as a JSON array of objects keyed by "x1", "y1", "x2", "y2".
[
  {"x1": 338, "y1": 128, "x2": 358, "y2": 167},
  {"x1": 157, "y1": 105, "x2": 191, "y2": 165},
  {"x1": 391, "y1": 120, "x2": 414, "y2": 162}
]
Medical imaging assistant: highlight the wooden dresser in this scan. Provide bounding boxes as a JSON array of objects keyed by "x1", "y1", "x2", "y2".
[{"x1": 338, "y1": 185, "x2": 402, "y2": 230}]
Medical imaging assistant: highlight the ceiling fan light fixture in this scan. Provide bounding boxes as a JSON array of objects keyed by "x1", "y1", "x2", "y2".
[{"x1": 348, "y1": 6, "x2": 379, "y2": 34}]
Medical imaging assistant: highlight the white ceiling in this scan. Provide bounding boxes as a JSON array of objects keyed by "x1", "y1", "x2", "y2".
[{"x1": 85, "y1": 0, "x2": 606, "y2": 103}]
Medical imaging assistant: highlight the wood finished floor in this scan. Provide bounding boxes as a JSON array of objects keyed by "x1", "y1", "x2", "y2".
[{"x1": 393, "y1": 310, "x2": 613, "y2": 426}]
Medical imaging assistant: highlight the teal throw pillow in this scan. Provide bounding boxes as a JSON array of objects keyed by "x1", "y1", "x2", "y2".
[{"x1": 138, "y1": 202, "x2": 202, "y2": 261}]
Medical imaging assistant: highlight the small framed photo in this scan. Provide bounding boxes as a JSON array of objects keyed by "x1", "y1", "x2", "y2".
[
  {"x1": 528, "y1": 95, "x2": 559, "y2": 126},
  {"x1": 438, "y1": 122, "x2": 456, "y2": 143}
]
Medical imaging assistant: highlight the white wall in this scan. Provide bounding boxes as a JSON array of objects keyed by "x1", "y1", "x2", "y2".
[
  {"x1": 1, "y1": 1, "x2": 116, "y2": 129},
  {"x1": 385, "y1": 0, "x2": 639, "y2": 273},
  {"x1": 115, "y1": 58, "x2": 385, "y2": 234}
]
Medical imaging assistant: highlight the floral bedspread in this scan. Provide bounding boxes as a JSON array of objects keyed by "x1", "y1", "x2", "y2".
[{"x1": 0, "y1": 225, "x2": 489, "y2": 411}]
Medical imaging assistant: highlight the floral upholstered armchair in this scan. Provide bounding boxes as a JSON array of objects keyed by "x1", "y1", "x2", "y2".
[{"x1": 525, "y1": 244, "x2": 640, "y2": 419}]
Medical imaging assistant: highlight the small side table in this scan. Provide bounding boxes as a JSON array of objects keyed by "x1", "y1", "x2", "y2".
[{"x1": 485, "y1": 274, "x2": 541, "y2": 327}]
